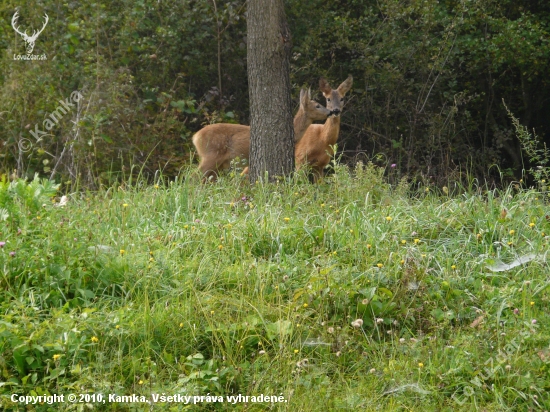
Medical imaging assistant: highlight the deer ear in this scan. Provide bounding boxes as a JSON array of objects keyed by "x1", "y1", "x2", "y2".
[
  {"x1": 299, "y1": 89, "x2": 307, "y2": 107},
  {"x1": 319, "y1": 77, "x2": 332, "y2": 96},
  {"x1": 337, "y1": 75, "x2": 353, "y2": 95}
]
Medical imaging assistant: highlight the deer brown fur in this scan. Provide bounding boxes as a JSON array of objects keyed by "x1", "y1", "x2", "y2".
[
  {"x1": 295, "y1": 76, "x2": 353, "y2": 182},
  {"x1": 192, "y1": 89, "x2": 331, "y2": 181}
]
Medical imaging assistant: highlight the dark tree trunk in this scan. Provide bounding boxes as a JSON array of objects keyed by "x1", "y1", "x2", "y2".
[{"x1": 246, "y1": 0, "x2": 294, "y2": 182}]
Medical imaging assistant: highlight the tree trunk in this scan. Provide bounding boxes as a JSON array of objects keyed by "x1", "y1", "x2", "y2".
[{"x1": 246, "y1": 0, "x2": 294, "y2": 182}]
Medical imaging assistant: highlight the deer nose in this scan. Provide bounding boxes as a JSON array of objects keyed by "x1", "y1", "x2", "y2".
[{"x1": 332, "y1": 109, "x2": 341, "y2": 116}]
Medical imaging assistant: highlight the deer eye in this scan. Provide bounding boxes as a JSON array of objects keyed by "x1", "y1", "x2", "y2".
[
  {"x1": 340, "y1": 98, "x2": 344, "y2": 102},
  {"x1": 315, "y1": 104, "x2": 320, "y2": 108},
  {"x1": 327, "y1": 98, "x2": 331, "y2": 102}
]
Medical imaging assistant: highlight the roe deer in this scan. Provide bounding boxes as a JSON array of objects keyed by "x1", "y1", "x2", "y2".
[
  {"x1": 295, "y1": 75, "x2": 353, "y2": 182},
  {"x1": 192, "y1": 89, "x2": 331, "y2": 181}
]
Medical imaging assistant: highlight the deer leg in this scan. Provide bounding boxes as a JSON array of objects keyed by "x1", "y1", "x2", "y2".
[
  {"x1": 312, "y1": 166, "x2": 325, "y2": 184},
  {"x1": 198, "y1": 158, "x2": 220, "y2": 182}
]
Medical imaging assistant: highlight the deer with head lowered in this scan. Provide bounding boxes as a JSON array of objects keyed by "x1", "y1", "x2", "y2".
[
  {"x1": 193, "y1": 89, "x2": 332, "y2": 181},
  {"x1": 11, "y1": 10, "x2": 49, "y2": 55},
  {"x1": 295, "y1": 75, "x2": 353, "y2": 182}
]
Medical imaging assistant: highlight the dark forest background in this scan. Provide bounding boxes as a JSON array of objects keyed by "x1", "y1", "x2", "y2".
[{"x1": 1, "y1": 0, "x2": 549, "y2": 187}]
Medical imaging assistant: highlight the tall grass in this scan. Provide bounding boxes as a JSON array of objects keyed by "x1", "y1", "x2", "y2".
[{"x1": 0, "y1": 164, "x2": 548, "y2": 411}]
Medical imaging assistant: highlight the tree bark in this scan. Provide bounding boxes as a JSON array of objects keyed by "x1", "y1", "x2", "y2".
[{"x1": 247, "y1": 0, "x2": 294, "y2": 182}]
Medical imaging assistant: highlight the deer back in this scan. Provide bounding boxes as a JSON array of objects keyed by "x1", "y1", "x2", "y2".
[{"x1": 192, "y1": 124, "x2": 251, "y2": 160}]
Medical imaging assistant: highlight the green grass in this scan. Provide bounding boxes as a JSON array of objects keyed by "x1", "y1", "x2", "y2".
[{"x1": 0, "y1": 164, "x2": 549, "y2": 411}]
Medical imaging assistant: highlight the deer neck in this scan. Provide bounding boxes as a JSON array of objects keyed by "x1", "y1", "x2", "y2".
[
  {"x1": 321, "y1": 116, "x2": 340, "y2": 145},
  {"x1": 293, "y1": 108, "x2": 313, "y2": 142}
]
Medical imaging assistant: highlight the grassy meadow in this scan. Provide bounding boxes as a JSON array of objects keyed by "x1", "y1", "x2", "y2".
[{"x1": 0, "y1": 163, "x2": 549, "y2": 411}]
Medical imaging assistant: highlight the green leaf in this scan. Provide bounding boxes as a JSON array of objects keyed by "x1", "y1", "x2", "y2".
[
  {"x1": 266, "y1": 320, "x2": 293, "y2": 340},
  {"x1": 68, "y1": 22, "x2": 79, "y2": 32},
  {"x1": 100, "y1": 134, "x2": 113, "y2": 144},
  {"x1": 13, "y1": 348, "x2": 28, "y2": 375},
  {"x1": 431, "y1": 308, "x2": 445, "y2": 321},
  {"x1": 186, "y1": 353, "x2": 204, "y2": 366},
  {"x1": 46, "y1": 368, "x2": 65, "y2": 380},
  {"x1": 31, "y1": 344, "x2": 44, "y2": 353},
  {"x1": 377, "y1": 287, "x2": 393, "y2": 298},
  {"x1": 358, "y1": 287, "x2": 377, "y2": 299}
]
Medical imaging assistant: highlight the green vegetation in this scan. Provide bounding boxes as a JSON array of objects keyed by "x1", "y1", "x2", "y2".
[
  {"x1": 1, "y1": 0, "x2": 549, "y2": 184},
  {"x1": 1, "y1": 165, "x2": 549, "y2": 410},
  {"x1": 2, "y1": 1, "x2": 550, "y2": 410}
]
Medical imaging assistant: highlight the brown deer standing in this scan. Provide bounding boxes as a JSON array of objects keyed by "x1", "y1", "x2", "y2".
[
  {"x1": 295, "y1": 75, "x2": 353, "y2": 182},
  {"x1": 192, "y1": 89, "x2": 331, "y2": 181}
]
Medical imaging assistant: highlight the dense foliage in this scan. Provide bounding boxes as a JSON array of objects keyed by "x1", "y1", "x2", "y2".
[{"x1": 1, "y1": 0, "x2": 549, "y2": 185}]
